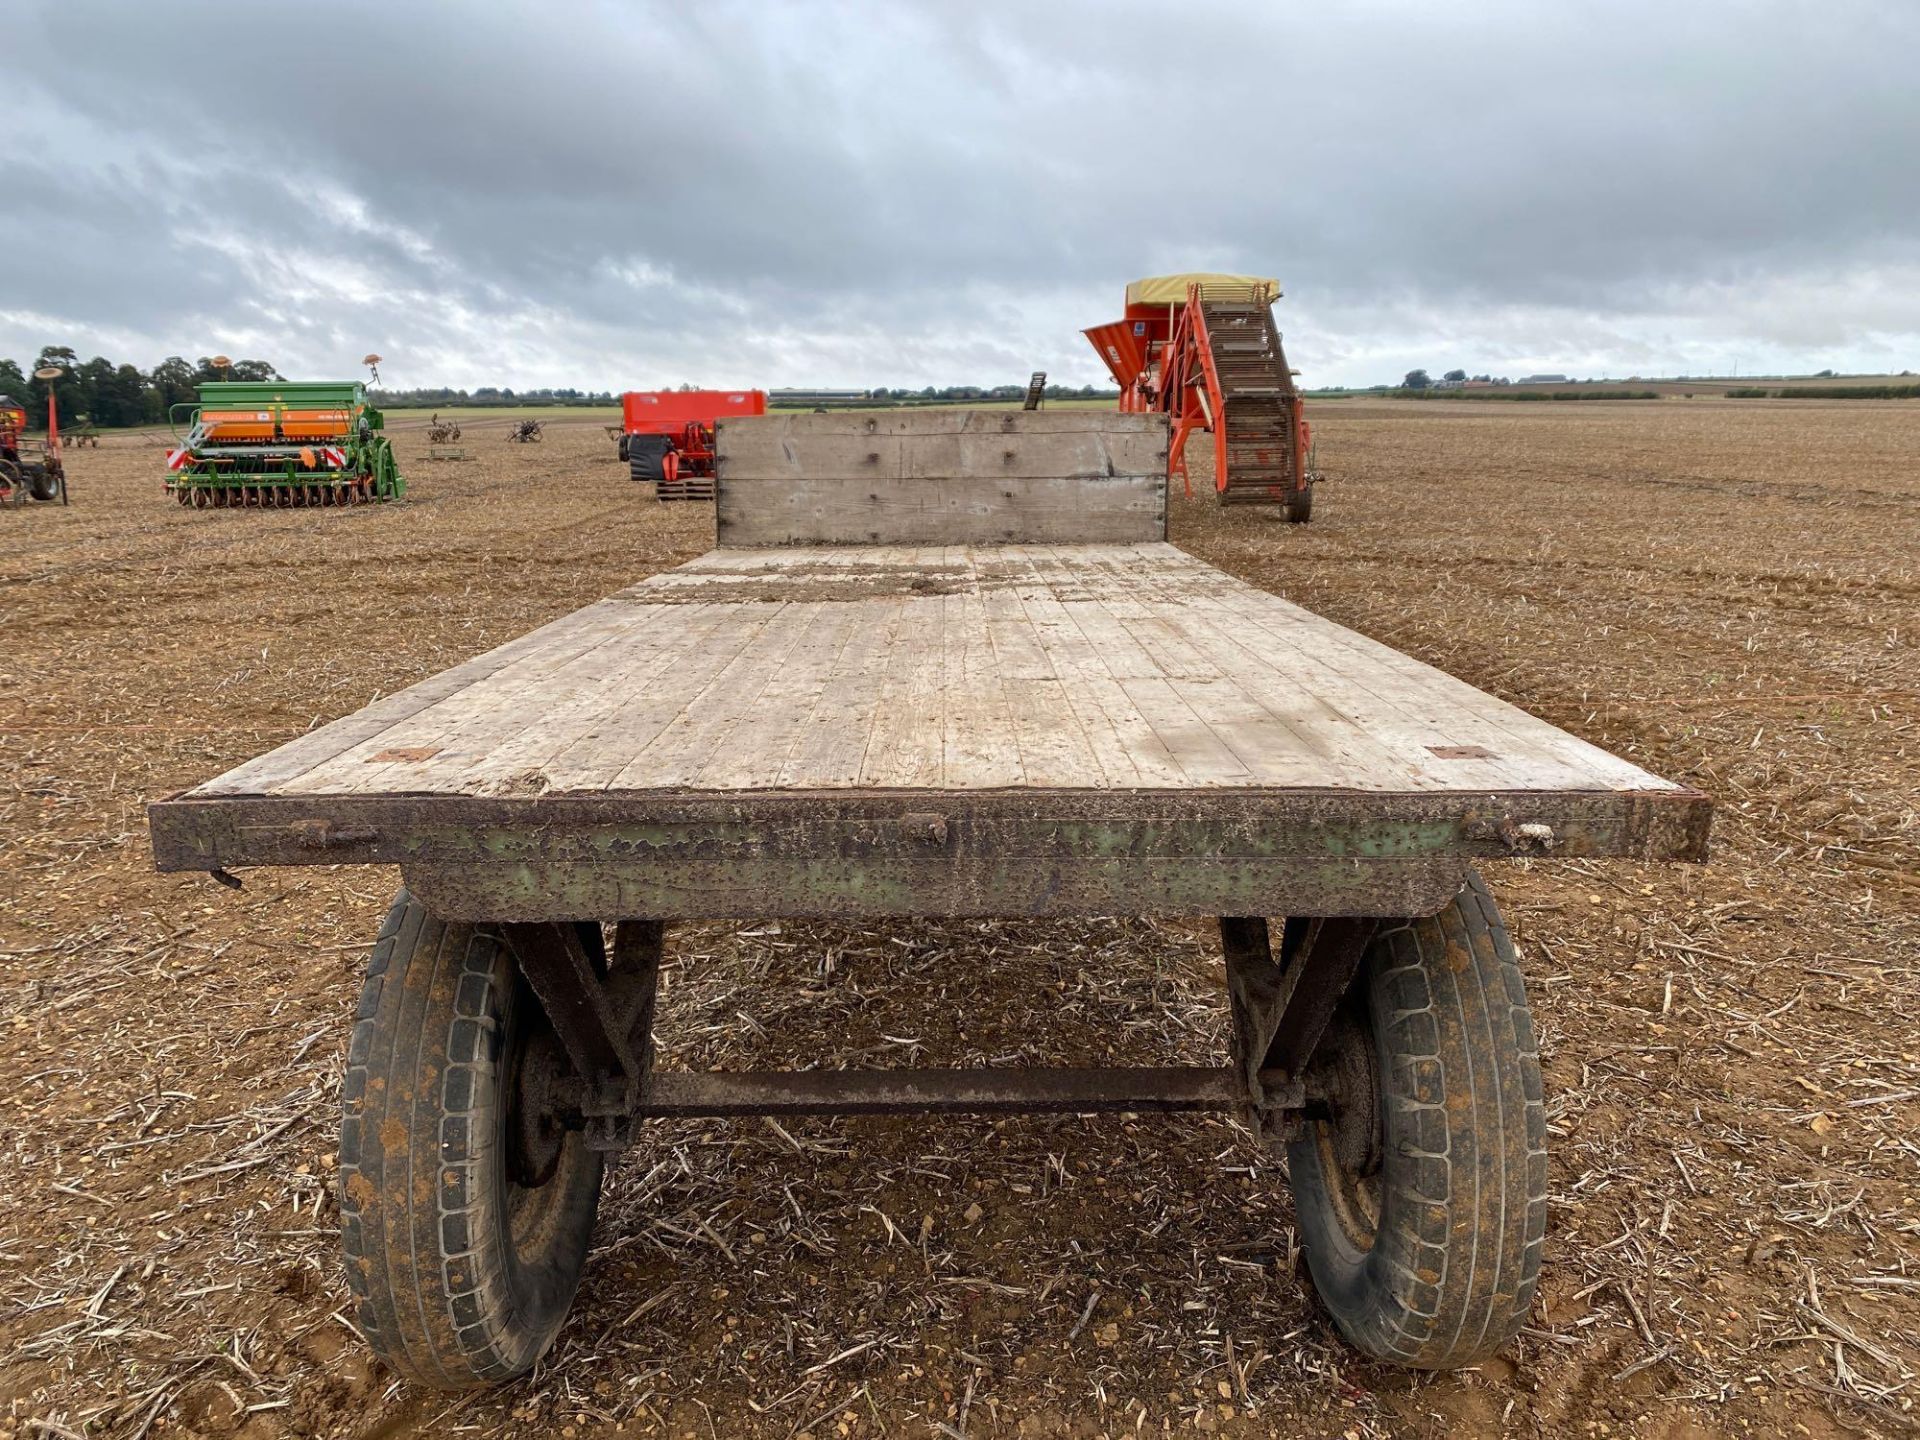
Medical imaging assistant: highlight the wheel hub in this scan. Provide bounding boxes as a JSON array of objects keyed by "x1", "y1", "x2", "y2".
[
  {"x1": 1309, "y1": 1011, "x2": 1381, "y2": 1177},
  {"x1": 506, "y1": 1025, "x2": 569, "y2": 1188},
  {"x1": 1304, "y1": 1008, "x2": 1383, "y2": 1248}
]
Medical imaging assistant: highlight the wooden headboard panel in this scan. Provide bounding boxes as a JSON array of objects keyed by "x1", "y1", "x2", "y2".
[{"x1": 713, "y1": 411, "x2": 1168, "y2": 546}]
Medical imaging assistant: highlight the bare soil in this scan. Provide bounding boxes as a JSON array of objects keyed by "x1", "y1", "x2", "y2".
[{"x1": 2, "y1": 402, "x2": 1916, "y2": 1438}]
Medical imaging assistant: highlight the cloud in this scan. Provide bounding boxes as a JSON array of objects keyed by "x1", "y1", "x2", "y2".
[{"x1": 2, "y1": 0, "x2": 1915, "y2": 388}]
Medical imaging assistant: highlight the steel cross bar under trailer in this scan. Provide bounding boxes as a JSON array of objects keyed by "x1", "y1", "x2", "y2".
[{"x1": 149, "y1": 411, "x2": 1710, "y2": 1389}]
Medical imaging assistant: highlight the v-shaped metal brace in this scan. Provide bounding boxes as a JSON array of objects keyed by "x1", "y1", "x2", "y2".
[{"x1": 1220, "y1": 914, "x2": 1379, "y2": 1143}]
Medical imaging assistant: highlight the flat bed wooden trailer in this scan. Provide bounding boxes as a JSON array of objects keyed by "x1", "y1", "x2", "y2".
[{"x1": 149, "y1": 412, "x2": 1709, "y2": 1390}]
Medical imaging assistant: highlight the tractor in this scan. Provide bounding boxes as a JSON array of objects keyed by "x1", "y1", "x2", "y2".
[
  {"x1": 166, "y1": 380, "x2": 403, "y2": 507},
  {"x1": 0, "y1": 384, "x2": 68, "y2": 507},
  {"x1": 1085, "y1": 274, "x2": 1319, "y2": 520},
  {"x1": 620, "y1": 389, "x2": 766, "y2": 500}
]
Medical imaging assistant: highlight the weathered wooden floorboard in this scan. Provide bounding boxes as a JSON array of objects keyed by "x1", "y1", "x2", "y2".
[
  {"x1": 181, "y1": 543, "x2": 1694, "y2": 804},
  {"x1": 862, "y1": 591, "x2": 948, "y2": 789},
  {"x1": 774, "y1": 596, "x2": 904, "y2": 787}
]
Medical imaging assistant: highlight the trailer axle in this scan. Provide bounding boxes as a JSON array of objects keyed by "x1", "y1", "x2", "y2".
[{"x1": 633, "y1": 1065, "x2": 1254, "y2": 1118}]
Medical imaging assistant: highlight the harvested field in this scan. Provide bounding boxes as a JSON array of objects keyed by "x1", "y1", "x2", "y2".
[{"x1": 2, "y1": 401, "x2": 1917, "y2": 1438}]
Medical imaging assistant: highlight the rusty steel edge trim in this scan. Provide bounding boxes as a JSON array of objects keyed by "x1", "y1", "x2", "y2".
[
  {"x1": 148, "y1": 785, "x2": 1711, "y2": 874},
  {"x1": 634, "y1": 1066, "x2": 1243, "y2": 1117}
]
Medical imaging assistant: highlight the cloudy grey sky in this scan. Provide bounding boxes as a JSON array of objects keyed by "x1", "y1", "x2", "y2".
[{"x1": 3, "y1": 1, "x2": 1915, "y2": 391}]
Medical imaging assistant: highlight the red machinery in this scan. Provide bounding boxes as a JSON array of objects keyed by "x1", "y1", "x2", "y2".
[
  {"x1": 1085, "y1": 274, "x2": 1317, "y2": 521},
  {"x1": 621, "y1": 389, "x2": 767, "y2": 500},
  {"x1": 0, "y1": 377, "x2": 68, "y2": 507}
]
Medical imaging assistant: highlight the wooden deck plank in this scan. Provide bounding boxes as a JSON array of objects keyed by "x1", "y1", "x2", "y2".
[
  {"x1": 1074, "y1": 550, "x2": 1354, "y2": 787},
  {"x1": 391, "y1": 600, "x2": 740, "y2": 797},
  {"x1": 1059, "y1": 546, "x2": 1587, "y2": 792},
  {"x1": 1002, "y1": 551, "x2": 1170, "y2": 787},
  {"x1": 183, "y1": 542, "x2": 1689, "y2": 803},
  {"x1": 1235, "y1": 594, "x2": 1659, "y2": 786},
  {"x1": 381, "y1": 601, "x2": 741, "y2": 798},
  {"x1": 534, "y1": 603, "x2": 791, "y2": 793},
  {"x1": 1083, "y1": 550, "x2": 1519, "y2": 791},
  {"x1": 280, "y1": 597, "x2": 690, "y2": 797},
  {"x1": 979, "y1": 574, "x2": 1108, "y2": 787},
  {"x1": 1116, "y1": 675, "x2": 1253, "y2": 786},
  {"x1": 1174, "y1": 566, "x2": 1651, "y2": 789},
  {"x1": 192, "y1": 596, "x2": 648, "y2": 797},
  {"x1": 603, "y1": 601, "x2": 820, "y2": 790},
  {"x1": 777, "y1": 595, "x2": 906, "y2": 787},
  {"x1": 860, "y1": 592, "x2": 949, "y2": 788},
  {"x1": 944, "y1": 580, "x2": 1026, "y2": 788},
  {"x1": 698, "y1": 575, "x2": 867, "y2": 789}
]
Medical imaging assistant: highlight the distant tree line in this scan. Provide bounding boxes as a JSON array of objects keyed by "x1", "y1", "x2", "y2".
[
  {"x1": 1399, "y1": 369, "x2": 1513, "y2": 390},
  {"x1": 868, "y1": 384, "x2": 1119, "y2": 403},
  {"x1": 0, "y1": 349, "x2": 1126, "y2": 426},
  {"x1": 1391, "y1": 387, "x2": 1660, "y2": 402},
  {"x1": 1725, "y1": 382, "x2": 1920, "y2": 400},
  {"x1": 370, "y1": 386, "x2": 618, "y2": 409},
  {"x1": 0, "y1": 347, "x2": 282, "y2": 429},
  {"x1": 371, "y1": 382, "x2": 1122, "y2": 410}
]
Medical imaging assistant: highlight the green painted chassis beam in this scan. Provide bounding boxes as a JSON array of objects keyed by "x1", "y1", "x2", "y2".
[{"x1": 149, "y1": 786, "x2": 1709, "y2": 921}]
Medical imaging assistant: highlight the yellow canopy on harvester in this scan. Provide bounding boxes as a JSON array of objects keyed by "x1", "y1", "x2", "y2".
[{"x1": 1125, "y1": 273, "x2": 1281, "y2": 307}]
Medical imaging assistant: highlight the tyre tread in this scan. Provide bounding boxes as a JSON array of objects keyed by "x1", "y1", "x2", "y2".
[
  {"x1": 338, "y1": 890, "x2": 600, "y2": 1389},
  {"x1": 1289, "y1": 874, "x2": 1548, "y2": 1369}
]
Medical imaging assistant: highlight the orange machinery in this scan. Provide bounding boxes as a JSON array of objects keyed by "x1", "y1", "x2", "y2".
[
  {"x1": 0, "y1": 386, "x2": 66, "y2": 505},
  {"x1": 621, "y1": 389, "x2": 766, "y2": 500},
  {"x1": 0, "y1": 395, "x2": 25, "y2": 453},
  {"x1": 1085, "y1": 274, "x2": 1317, "y2": 520}
]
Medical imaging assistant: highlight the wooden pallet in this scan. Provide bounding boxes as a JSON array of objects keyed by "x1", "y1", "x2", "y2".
[{"x1": 654, "y1": 478, "x2": 716, "y2": 501}]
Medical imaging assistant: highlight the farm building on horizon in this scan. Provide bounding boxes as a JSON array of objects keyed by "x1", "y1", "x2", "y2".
[
  {"x1": 769, "y1": 388, "x2": 869, "y2": 406},
  {"x1": 1518, "y1": 373, "x2": 1570, "y2": 384}
]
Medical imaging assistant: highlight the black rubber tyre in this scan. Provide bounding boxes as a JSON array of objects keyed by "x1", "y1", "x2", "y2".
[
  {"x1": 14, "y1": 461, "x2": 59, "y2": 503},
  {"x1": 616, "y1": 434, "x2": 630, "y2": 462},
  {"x1": 1287, "y1": 872, "x2": 1547, "y2": 1369},
  {"x1": 340, "y1": 890, "x2": 604, "y2": 1389},
  {"x1": 628, "y1": 436, "x2": 669, "y2": 483},
  {"x1": 1283, "y1": 484, "x2": 1314, "y2": 524}
]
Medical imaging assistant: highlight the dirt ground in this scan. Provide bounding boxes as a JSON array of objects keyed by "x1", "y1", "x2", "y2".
[{"x1": 2, "y1": 401, "x2": 1916, "y2": 1439}]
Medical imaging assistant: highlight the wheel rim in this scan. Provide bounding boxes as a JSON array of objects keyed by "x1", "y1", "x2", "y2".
[
  {"x1": 1305, "y1": 1009, "x2": 1384, "y2": 1253},
  {"x1": 500, "y1": 979, "x2": 580, "y2": 1256}
]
